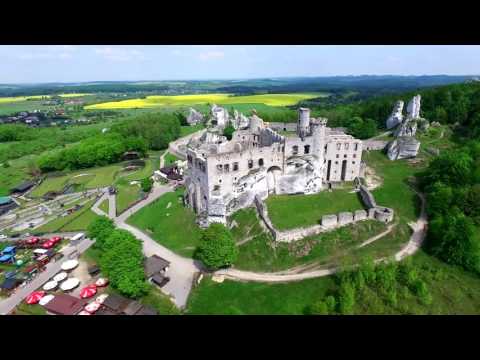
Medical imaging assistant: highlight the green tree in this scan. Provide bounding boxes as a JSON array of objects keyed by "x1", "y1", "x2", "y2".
[
  {"x1": 87, "y1": 216, "x2": 115, "y2": 251},
  {"x1": 100, "y1": 229, "x2": 147, "y2": 298},
  {"x1": 338, "y1": 281, "x2": 356, "y2": 315},
  {"x1": 141, "y1": 177, "x2": 153, "y2": 193},
  {"x1": 195, "y1": 223, "x2": 238, "y2": 270},
  {"x1": 223, "y1": 123, "x2": 235, "y2": 140},
  {"x1": 306, "y1": 300, "x2": 329, "y2": 315}
]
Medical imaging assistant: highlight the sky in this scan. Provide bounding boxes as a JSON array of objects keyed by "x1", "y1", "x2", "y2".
[{"x1": 0, "y1": 45, "x2": 479, "y2": 84}]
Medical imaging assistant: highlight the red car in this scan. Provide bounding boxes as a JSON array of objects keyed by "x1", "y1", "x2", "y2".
[
  {"x1": 26, "y1": 237, "x2": 40, "y2": 244},
  {"x1": 42, "y1": 240, "x2": 55, "y2": 249},
  {"x1": 50, "y1": 236, "x2": 62, "y2": 244}
]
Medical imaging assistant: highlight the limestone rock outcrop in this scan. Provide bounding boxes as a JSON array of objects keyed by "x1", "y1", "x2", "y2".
[
  {"x1": 386, "y1": 137, "x2": 421, "y2": 160},
  {"x1": 186, "y1": 108, "x2": 204, "y2": 126},
  {"x1": 210, "y1": 104, "x2": 229, "y2": 129},
  {"x1": 386, "y1": 100, "x2": 404, "y2": 129},
  {"x1": 394, "y1": 118, "x2": 418, "y2": 137},
  {"x1": 232, "y1": 109, "x2": 250, "y2": 130},
  {"x1": 407, "y1": 95, "x2": 421, "y2": 119}
]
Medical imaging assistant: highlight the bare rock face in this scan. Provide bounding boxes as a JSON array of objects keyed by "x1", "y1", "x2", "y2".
[
  {"x1": 210, "y1": 104, "x2": 229, "y2": 129},
  {"x1": 394, "y1": 118, "x2": 418, "y2": 137},
  {"x1": 407, "y1": 95, "x2": 421, "y2": 119},
  {"x1": 386, "y1": 100, "x2": 404, "y2": 129},
  {"x1": 386, "y1": 137, "x2": 421, "y2": 160},
  {"x1": 186, "y1": 108, "x2": 204, "y2": 126},
  {"x1": 232, "y1": 109, "x2": 250, "y2": 129}
]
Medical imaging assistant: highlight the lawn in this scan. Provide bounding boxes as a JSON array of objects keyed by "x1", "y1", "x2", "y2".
[
  {"x1": 163, "y1": 152, "x2": 179, "y2": 166},
  {"x1": 140, "y1": 284, "x2": 181, "y2": 315},
  {"x1": 14, "y1": 303, "x2": 47, "y2": 315},
  {"x1": 266, "y1": 187, "x2": 364, "y2": 230},
  {"x1": 98, "y1": 198, "x2": 109, "y2": 214},
  {"x1": 35, "y1": 199, "x2": 100, "y2": 233},
  {"x1": 126, "y1": 188, "x2": 202, "y2": 257},
  {"x1": 231, "y1": 208, "x2": 393, "y2": 272},
  {"x1": 363, "y1": 150, "x2": 421, "y2": 222},
  {"x1": 186, "y1": 250, "x2": 480, "y2": 315},
  {"x1": 116, "y1": 181, "x2": 143, "y2": 215},
  {"x1": 85, "y1": 93, "x2": 325, "y2": 110},
  {"x1": 180, "y1": 124, "x2": 204, "y2": 137}
]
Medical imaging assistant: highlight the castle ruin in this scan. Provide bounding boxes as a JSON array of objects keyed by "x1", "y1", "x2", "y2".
[{"x1": 184, "y1": 107, "x2": 364, "y2": 226}]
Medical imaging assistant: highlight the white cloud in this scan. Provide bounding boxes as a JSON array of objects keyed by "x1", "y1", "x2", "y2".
[
  {"x1": 95, "y1": 47, "x2": 146, "y2": 62},
  {"x1": 18, "y1": 45, "x2": 76, "y2": 60},
  {"x1": 198, "y1": 51, "x2": 225, "y2": 61}
]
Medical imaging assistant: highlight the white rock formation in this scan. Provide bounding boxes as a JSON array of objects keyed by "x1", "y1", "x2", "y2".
[
  {"x1": 386, "y1": 137, "x2": 421, "y2": 160},
  {"x1": 407, "y1": 95, "x2": 421, "y2": 119},
  {"x1": 186, "y1": 108, "x2": 204, "y2": 126},
  {"x1": 232, "y1": 109, "x2": 250, "y2": 130},
  {"x1": 394, "y1": 118, "x2": 418, "y2": 137},
  {"x1": 386, "y1": 100, "x2": 404, "y2": 129},
  {"x1": 210, "y1": 104, "x2": 229, "y2": 129}
]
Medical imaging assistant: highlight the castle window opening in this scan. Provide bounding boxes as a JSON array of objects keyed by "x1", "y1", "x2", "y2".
[
  {"x1": 304, "y1": 145, "x2": 310, "y2": 154},
  {"x1": 213, "y1": 185, "x2": 220, "y2": 191},
  {"x1": 344, "y1": 154, "x2": 347, "y2": 158},
  {"x1": 336, "y1": 154, "x2": 339, "y2": 158},
  {"x1": 216, "y1": 164, "x2": 223, "y2": 172},
  {"x1": 219, "y1": 179, "x2": 222, "y2": 183},
  {"x1": 354, "y1": 143, "x2": 359, "y2": 151},
  {"x1": 233, "y1": 162, "x2": 239, "y2": 171},
  {"x1": 345, "y1": 143, "x2": 349, "y2": 150},
  {"x1": 259, "y1": 158, "x2": 264, "y2": 166},
  {"x1": 336, "y1": 143, "x2": 341, "y2": 150},
  {"x1": 292, "y1": 145, "x2": 299, "y2": 155},
  {"x1": 248, "y1": 160, "x2": 253, "y2": 169},
  {"x1": 353, "y1": 154, "x2": 357, "y2": 158},
  {"x1": 224, "y1": 164, "x2": 230, "y2": 172}
]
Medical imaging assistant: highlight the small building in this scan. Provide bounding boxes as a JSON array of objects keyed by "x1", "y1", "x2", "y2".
[
  {"x1": 10, "y1": 180, "x2": 36, "y2": 195},
  {"x1": 44, "y1": 294, "x2": 86, "y2": 315},
  {"x1": 151, "y1": 273, "x2": 170, "y2": 288},
  {"x1": 159, "y1": 165, "x2": 183, "y2": 181},
  {"x1": 0, "y1": 196, "x2": 17, "y2": 216},
  {"x1": 144, "y1": 255, "x2": 170, "y2": 279},
  {"x1": 0, "y1": 278, "x2": 22, "y2": 293},
  {"x1": 122, "y1": 151, "x2": 140, "y2": 161},
  {"x1": 101, "y1": 293, "x2": 131, "y2": 314}
]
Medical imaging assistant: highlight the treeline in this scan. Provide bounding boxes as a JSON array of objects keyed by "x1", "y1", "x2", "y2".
[
  {"x1": 0, "y1": 124, "x2": 105, "y2": 163},
  {"x1": 111, "y1": 112, "x2": 181, "y2": 150},
  {"x1": 87, "y1": 217, "x2": 147, "y2": 298},
  {"x1": 305, "y1": 258, "x2": 434, "y2": 315},
  {"x1": 35, "y1": 112, "x2": 181, "y2": 172},
  {"x1": 420, "y1": 141, "x2": 480, "y2": 274},
  {"x1": 37, "y1": 133, "x2": 147, "y2": 172}
]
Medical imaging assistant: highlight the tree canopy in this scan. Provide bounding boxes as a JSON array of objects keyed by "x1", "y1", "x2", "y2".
[{"x1": 195, "y1": 223, "x2": 238, "y2": 270}]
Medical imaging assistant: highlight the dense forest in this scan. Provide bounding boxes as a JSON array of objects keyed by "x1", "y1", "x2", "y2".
[{"x1": 36, "y1": 112, "x2": 181, "y2": 172}]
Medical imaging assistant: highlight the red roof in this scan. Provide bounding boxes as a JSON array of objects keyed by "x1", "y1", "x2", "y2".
[{"x1": 44, "y1": 294, "x2": 86, "y2": 315}]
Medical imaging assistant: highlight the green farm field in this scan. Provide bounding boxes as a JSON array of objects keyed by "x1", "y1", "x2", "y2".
[{"x1": 84, "y1": 93, "x2": 326, "y2": 110}]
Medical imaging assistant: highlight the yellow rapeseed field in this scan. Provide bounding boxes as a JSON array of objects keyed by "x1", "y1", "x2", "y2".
[
  {"x1": 0, "y1": 93, "x2": 91, "y2": 104},
  {"x1": 85, "y1": 93, "x2": 324, "y2": 110}
]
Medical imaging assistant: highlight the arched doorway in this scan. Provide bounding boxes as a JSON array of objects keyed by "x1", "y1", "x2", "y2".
[{"x1": 266, "y1": 166, "x2": 282, "y2": 194}]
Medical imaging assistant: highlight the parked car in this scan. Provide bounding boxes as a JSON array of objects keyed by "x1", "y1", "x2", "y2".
[{"x1": 0, "y1": 234, "x2": 7, "y2": 240}]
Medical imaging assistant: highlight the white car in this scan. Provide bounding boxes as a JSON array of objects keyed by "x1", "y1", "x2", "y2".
[{"x1": 0, "y1": 234, "x2": 7, "y2": 240}]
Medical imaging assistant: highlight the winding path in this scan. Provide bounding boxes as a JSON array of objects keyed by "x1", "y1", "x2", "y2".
[{"x1": 214, "y1": 190, "x2": 427, "y2": 283}]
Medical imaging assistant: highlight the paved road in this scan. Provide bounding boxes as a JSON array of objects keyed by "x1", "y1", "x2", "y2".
[
  {"x1": 214, "y1": 190, "x2": 428, "y2": 283},
  {"x1": 0, "y1": 237, "x2": 94, "y2": 315},
  {"x1": 91, "y1": 181, "x2": 202, "y2": 309}
]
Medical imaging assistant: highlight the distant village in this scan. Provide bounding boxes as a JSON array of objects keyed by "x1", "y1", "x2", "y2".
[{"x1": 0, "y1": 96, "x2": 87, "y2": 127}]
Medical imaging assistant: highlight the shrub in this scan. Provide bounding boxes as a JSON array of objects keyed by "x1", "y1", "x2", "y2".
[
  {"x1": 87, "y1": 216, "x2": 115, "y2": 251},
  {"x1": 195, "y1": 223, "x2": 238, "y2": 270},
  {"x1": 306, "y1": 300, "x2": 329, "y2": 315},
  {"x1": 338, "y1": 281, "x2": 356, "y2": 315},
  {"x1": 141, "y1": 177, "x2": 153, "y2": 193}
]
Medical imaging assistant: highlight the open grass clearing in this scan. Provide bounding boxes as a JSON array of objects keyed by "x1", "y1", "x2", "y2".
[
  {"x1": 266, "y1": 187, "x2": 364, "y2": 230},
  {"x1": 126, "y1": 188, "x2": 201, "y2": 257}
]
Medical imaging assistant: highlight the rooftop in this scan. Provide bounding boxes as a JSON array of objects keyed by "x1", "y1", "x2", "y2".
[
  {"x1": 44, "y1": 294, "x2": 86, "y2": 315},
  {"x1": 144, "y1": 255, "x2": 170, "y2": 278}
]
